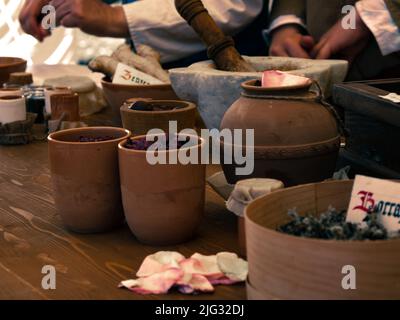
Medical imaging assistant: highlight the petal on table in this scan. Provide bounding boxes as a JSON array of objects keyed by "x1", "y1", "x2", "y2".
[
  {"x1": 136, "y1": 251, "x2": 186, "y2": 277},
  {"x1": 120, "y1": 268, "x2": 184, "y2": 295},
  {"x1": 217, "y1": 252, "x2": 248, "y2": 283}
]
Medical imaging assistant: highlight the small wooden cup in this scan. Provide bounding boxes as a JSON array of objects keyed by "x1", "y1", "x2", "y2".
[{"x1": 50, "y1": 93, "x2": 80, "y2": 121}]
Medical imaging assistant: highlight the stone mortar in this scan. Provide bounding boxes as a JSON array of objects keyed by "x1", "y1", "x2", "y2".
[{"x1": 170, "y1": 56, "x2": 348, "y2": 129}]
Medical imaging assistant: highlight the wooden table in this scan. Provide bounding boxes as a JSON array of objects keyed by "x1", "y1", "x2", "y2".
[{"x1": 0, "y1": 115, "x2": 245, "y2": 300}]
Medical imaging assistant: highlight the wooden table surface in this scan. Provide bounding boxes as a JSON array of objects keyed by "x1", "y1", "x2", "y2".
[{"x1": 0, "y1": 112, "x2": 245, "y2": 300}]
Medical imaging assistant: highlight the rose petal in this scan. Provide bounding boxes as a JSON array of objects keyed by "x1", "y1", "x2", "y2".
[
  {"x1": 179, "y1": 254, "x2": 224, "y2": 280},
  {"x1": 262, "y1": 70, "x2": 312, "y2": 88},
  {"x1": 209, "y1": 277, "x2": 238, "y2": 286},
  {"x1": 177, "y1": 273, "x2": 214, "y2": 294},
  {"x1": 119, "y1": 268, "x2": 184, "y2": 295},
  {"x1": 217, "y1": 252, "x2": 248, "y2": 283},
  {"x1": 136, "y1": 251, "x2": 185, "y2": 277}
]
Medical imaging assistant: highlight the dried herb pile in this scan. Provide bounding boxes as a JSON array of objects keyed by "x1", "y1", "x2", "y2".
[
  {"x1": 79, "y1": 136, "x2": 115, "y2": 143},
  {"x1": 129, "y1": 101, "x2": 182, "y2": 112},
  {"x1": 124, "y1": 136, "x2": 191, "y2": 151},
  {"x1": 278, "y1": 207, "x2": 399, "y2": 241}
]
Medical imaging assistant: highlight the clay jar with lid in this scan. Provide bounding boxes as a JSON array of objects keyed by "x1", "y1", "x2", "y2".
[
  {"x1": 48, "y1": 127, "x2": 131, "y2": 233},
  {"x1": 118, "y1": 134, "x2": 206, "y2": 245},
  {"x1": 220, "y1": 79, "x2": 341, "y2": 187}
]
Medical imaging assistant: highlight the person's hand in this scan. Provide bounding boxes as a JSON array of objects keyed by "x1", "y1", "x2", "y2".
[
  {"x1": 311, "y1": 10, "x2": 371, "y2": 63},
  {"x1": 50, "y1": 0, "x2": 129, "y2": 38},
  {"x1": 19, "y1": 0, "x2": 52, "y2": 42},
  {"x1": 269, "y1": 25, "x2": 315, "y2": 59}
]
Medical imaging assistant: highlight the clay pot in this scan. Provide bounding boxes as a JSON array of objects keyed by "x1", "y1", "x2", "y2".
[
  {"x1": 48, "y1": 127, "x2": 131, "y2": 233},
  {"x1": 0, "y1": 57, "x2": 27, "y2": 86},
  {"x1": 245, "y1": 180, "x2": 400, "y2": 300},
  {"x1": 220, "y1": 79, "x2": 340, "y2": 187},
  {"x1": 120, "y1": 99, "x2": 196, "y2": 136},
  {"x1": 118, "y1": 134, "x2": 206, "y2": 245},
  {"x1": 101, "y1": 77, "x2": 179, "y2": 125}
]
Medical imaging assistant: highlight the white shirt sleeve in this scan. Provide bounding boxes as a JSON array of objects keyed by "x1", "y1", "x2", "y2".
[
  {"x1": 267, "y1": 15, "x2": 307, "y2": 34},
  {"x1": 122, "y1": 0, "x2": 264, "y2": 63},
  {"x1": 356, "y1": 0, "x2": 400, "y2": 56}
]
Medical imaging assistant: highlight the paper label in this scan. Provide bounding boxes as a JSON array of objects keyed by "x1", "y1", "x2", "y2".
[
  {"x1": 112, "y1": 63, "x2": 163, "y2": 86},
  {"x1": 380, "y1": 93, "x2": 400, "y2": 103},
  {"x1": 347, "y1": 175, "x2": 400, "y2": 233}
]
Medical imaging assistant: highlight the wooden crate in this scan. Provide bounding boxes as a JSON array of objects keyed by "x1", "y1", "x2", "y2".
[{"x1": 333, "y1": 79, "x2": 400, "y2": 179}]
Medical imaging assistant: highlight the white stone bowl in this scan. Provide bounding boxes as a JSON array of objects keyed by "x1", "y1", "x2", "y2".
[{"x1": 170, "y1": 56, "x2": 348, "y2": 129}]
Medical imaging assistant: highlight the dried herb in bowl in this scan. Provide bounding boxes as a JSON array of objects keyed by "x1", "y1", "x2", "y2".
[
  {"x1": 278, "y1": 207, "x2": 399, "y2": 241},
  {"x1": 79, "y1": 136, "x2": 115, "y2": 143},
  {"x1": 124, "y1": 136, "x2": 191, "y2": 151},
  {"x1": 129, "y1": 101, "x2": 183, "y2": 112}
]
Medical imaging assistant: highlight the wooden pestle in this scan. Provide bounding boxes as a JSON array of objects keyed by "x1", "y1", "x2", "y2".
[{"x1": 175, "y1": 0, "x2": 256, "y2": 72}]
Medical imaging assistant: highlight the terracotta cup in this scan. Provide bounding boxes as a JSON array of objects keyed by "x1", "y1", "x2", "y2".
[
  {"x1": 120, "y1": 99, "x2": 197, "y2": 136},
  {"x1": 48, "y1": 127, "x2": 131, "y2": 233},
  {"x1": 118, "y1": 134, "x2": 206, "y2": 245}
]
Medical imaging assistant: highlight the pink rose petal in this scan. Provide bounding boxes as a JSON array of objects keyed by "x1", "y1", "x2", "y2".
[
  {"x1": 262, "y1": 70, "x2": 312, "y2": 88},
  {"x1": 119, "y1": 268, "x2": 184, "y2": 295},
  {"x1": 136, "y1": 251, "x2": 185, "y2": 278},
  {"x1": 209, "y1": 276, "x2": 239, "y2": 286},
  {"x1": 177, "y1": 273, "x2": 215, "y2": 294},
  {"x1": 179, "y1": 254, "x2": 224, "y2": 280}
]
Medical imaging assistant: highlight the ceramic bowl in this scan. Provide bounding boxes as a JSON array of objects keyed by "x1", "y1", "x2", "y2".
[
  {"x1": 0, "y1": 57, "x2": 27, "y2": 86},
  {"x1": 170, "y1": 56, "x2": 348, "y2": 129},
  {"x1": 101, "y1": 77, "x2": 179, "y2": 125},
  {"x1": 120, "y1": 99, "x2": 196, "y2": 136}
]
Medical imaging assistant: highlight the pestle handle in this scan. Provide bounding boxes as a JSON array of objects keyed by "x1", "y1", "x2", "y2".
[{"x1": 175, "y1": 0, "x2": 256, "y2": 72}]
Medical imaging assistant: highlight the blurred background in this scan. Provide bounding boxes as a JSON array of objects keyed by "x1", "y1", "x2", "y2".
[{"x1": 0, "y1": 0, "x2": 124, "y2": 65}]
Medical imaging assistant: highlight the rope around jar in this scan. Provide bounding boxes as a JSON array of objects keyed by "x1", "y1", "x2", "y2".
[{"x1": 241, "y1": 80, "x2": 347, "y2": 137}]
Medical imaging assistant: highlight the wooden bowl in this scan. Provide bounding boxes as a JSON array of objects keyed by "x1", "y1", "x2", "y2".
[
  {"x1": 0, "y1": 57, "x2": 27, "y2": 86},
  {"x1": 245, "y1": 180, "x2": 400, "y2": 300},
  {"x1": 101, "y1": 77, "x2": 179, "y2": 125}
]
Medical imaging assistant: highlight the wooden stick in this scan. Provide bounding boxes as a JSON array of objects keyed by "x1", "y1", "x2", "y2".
[{"x1": 175, "y1": 0, "x2": 256, "y2": 72}]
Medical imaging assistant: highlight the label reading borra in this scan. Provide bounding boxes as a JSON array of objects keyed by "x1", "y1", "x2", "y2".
[{"x1": 347, "y1": 175, "x2": 400, "y2": 234}]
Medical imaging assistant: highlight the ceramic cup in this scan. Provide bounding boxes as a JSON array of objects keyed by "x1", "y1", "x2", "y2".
[
  {"x1": 118, "y1": 134, "x2": 206, "y2": 245},
  {"x1": 0, "y1": 95, "x2": 26, "y2": 125},
  {"x1": 48, "y1": 127, "x2": 131, "y2": 233}
]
